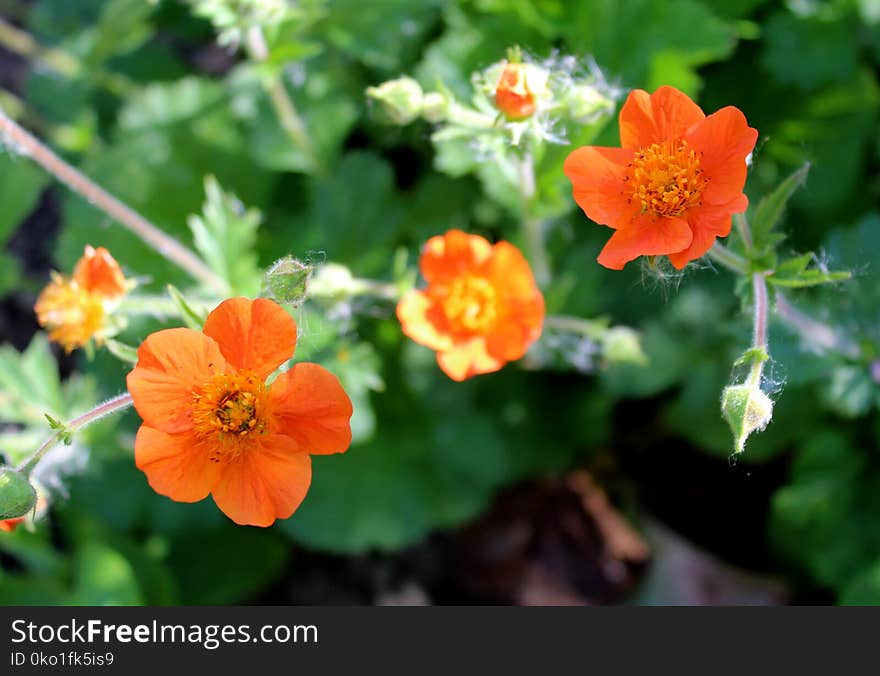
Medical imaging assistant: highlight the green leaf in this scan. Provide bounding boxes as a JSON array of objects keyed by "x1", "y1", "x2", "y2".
[
  {"x1": 187, "y1": 176, "x2": 262, "y2": 296},
  {"x1": 766, "y1": 251, "x2": 851, "y2": 288},
  {"x1": 750, "y1": 163, "x2": 810, "y2": 251},
  {"x1": 71, "y1": 542, "x2": 143, "y2": 605},
  {"x1": 165, "y1": 284, "x2": 207, "y2": 330},
  {"x1": 761, "y1": 11, "x2": 859, "y2": 91}
]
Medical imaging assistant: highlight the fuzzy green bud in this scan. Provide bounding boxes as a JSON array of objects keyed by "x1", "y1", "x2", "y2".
[
  {"x1": 562, "y1": 84, "x2": 615, "y2": 124},
  {"x1": 366, "y1": 77, "x2": 424, "y2": 125},
  {"x1": 262, "y1": 257, "x2": 312, "y2": 307},
  {"x1": 421, "y1": 91, "x2": 449, "y2": 124},
  {"x1": 721, "y1": 384, "x2": 774, "y2": 454},
  {"x1": 601, "y1": 327, "x2": 648, "y2": 366},
  {"x1": 0, "y1": 466, "x2": 37, "y2": 520}
]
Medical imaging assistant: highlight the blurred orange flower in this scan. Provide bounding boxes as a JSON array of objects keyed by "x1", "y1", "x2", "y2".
[
  {"x1": 72, "y1": 244, "x2": 128, "y2": 299},
  {"x1": 564, "y1": 86, "x2": 758, "y2": 270},
  {"x1": 397, "y1": 230, "x2": 545, "y2": 381},
  {"x1": 34, "y1": 245, "x2": 130, "y2": 352},
  {"x1": 0, "y1": 516, "x2": 24, "y2": 532},
  {"x1": 126, "y1": 297, "x2": 353, "y2": 527},
  {"x1": 495, "y1": 61, "x2": 536, "y2": 120}
]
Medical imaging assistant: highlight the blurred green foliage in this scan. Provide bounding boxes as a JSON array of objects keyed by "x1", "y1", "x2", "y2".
[{"x1": 0, "y1": 0, "x2": 879, "y2": 605}]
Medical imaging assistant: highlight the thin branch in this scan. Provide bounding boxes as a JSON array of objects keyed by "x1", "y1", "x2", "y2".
[
  {"x1": 0, "y1": 109, "x2": 225, "y2": 292},
  {"x1": 17, "y1": 393, "x2": 133, "y2": 476},
  {"x1": 734, "y1": 213, "x2": 754, "y2": 253},
  {"x1": 707, "y1": 242, "x2": 749, "y2": 275},
  {"x1": 748, "y1": 271, "x2": 769, "y2": 387},
  {"x1": 245, "y1": 26, "x2": 324, "y2": 176},
  {"x1": 518, "y1": 151, "x2": 550, "y2": 286},
  {"x1": 775, "y1": 292, "x2": 860, "y2": 359}
]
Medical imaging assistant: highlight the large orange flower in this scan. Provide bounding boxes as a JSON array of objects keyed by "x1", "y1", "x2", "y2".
[
  {"x1": 564, "y1": 86, "x2": 758, "y2": 270},
  {"x1": 126, "y1": 297, "x2": 353, "y2": 527},
  {"x1": 397, "y1": 230, "x2": 545, "y2": 381}
]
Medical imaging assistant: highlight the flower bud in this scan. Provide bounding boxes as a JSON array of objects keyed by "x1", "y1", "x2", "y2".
[
  {"x1": 494, "y1": 61, "x2": 536, "y2": 120},
  {"x1": 0, "y1": 466, "x2": 37, "y2": 521},
  {"x1": 601, "y1": 327, "x2": 648, "y2": 366},
  {"x1": 262, "y1": 257, "x2": 313, "y2": 307},
  {"x1": 308, "y1": 263, "x2": 356, "y2": 299},
  {"x1": 562, "y1": 84, "x2": 615, "y2": 123},
  {"x1": 721, "y1": 384, "x2": 774, "y2": 454},
  {"x1": 366, "y1": 77, "x2": 424, "y2": 125},
  {"x1": 421, "y1": 91, "x2": 449, "y2": 124}
]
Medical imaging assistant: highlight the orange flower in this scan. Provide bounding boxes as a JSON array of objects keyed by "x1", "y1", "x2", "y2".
[
  {"x1": 397, "y1": 230, "x2": 545, "y2": 381},
  {"x1": 0, "y1": 516, "x2": 24, "y2": 532},
  {"x1": 34, "y1": 274, "x2": 105, "y2": 352},
  {"x1": 35, "y1": 245, "x2": 130, "y2": 352},
  {"x1": 495, "y1": 61, "x2": 536, "y2": 120},
  {"x1": 72, "y1": 245, "x2": 128, "y2": 299},
  {"x1": 126, "y1": 297, "x2": 353, "y2": 527},
  {"x1": 564, "y1": 86, "x2": 758, "y2": 270}
]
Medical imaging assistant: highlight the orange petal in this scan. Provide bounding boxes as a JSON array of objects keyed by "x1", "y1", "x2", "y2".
[
  {"x1": 667, "y1": 205, "x2": 736, "y2": 269},
  {"x1": 269, "y1": 363, "x2": 353, "y2": 455},
  {"x1": 203, "y1": 297, "x2": 297, "y2": 378},
  {"x1": 563, "y1": 146, "x2": 638, "y2": 229},
  {"x1": 73, "y1": 245, "x2": 128, "y2": 299},
  {"x1": 437, "y1": 337, "x2": 504, "y2": 381},
  {"x1": 211, "y1": 435, "x2": 311, "y2": 527},
  {"x1": 127, "y1": 328, "x2": 226, "y2": 434},
  {"x1": 135, "y1": 425, "x2": 220, "y2": 502},
  {"x1": 420, "y1": 230, "x2": 493, "y2": 283},
  {"x1": 597, "y1": 213, "x2": 693, "y2": 270},
  {"x1": 396, "y1": 290, "x2": 454, "y2": 351},
  {"x1": 686, "y1": 106, "x2": 758, "y2": 206},
  {"x1": 619, "y1": 86, "x2": 705, "y2": 150}
]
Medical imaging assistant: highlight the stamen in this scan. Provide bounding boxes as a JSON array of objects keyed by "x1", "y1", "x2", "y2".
[{"x1": 628, "y1": 139, "x2": 707, "y2": 217}]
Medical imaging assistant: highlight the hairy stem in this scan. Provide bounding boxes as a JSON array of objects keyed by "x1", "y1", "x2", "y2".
[
  {"x1": 775, "y1": 292, "x2": 860, "y2": 359},
  {"x1": 17, "y1": 393, "x2": 134, "y2": 476},
  {"x1": 707, "y1": 242, "x2": 749, "y2": 275},
  {"x1": 748, "y1": 271, "x2": 769, "y2": 386},
  {"x1": 518, "y1": 151, "x2": 550, "y2": 286},
  {"x1": 543, "y1": 314, "x2": 605, "y2": 339},
  {"x1": 245, "y1": 26, "x2": 324, "y2": 177},
  {"x1": 734, "y1": 213, "x2": 754, "y2": 253},
  {"x1": 0, "y1": 109, "x2": 225, "y2": 292},
  {"x1": 0, "y1": 17, "x2": 133, "y2": 97}
]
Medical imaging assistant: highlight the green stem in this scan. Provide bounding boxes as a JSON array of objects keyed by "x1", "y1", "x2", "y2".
[
  {"x1": 748, "y1": 271, "x2": 769, "y2": 387},
  {"x1": 17, "y1": 393, "x2": 134, "y2": 476},
  {"x1": 734, "y1": 213, "x2": 754, "y2": 254},
  {"x1": 543, "y1": 314, "x2": 604, "y2": 339},
  {"x1": 0, "y1": 109, "x2": 225, "y2": 292},
  {"x1": 707, "y1": 242, "x2": 749, "y2": 275},
  {"x1": 245, "y1": 26, "x2": 324, "y2": 177},
  {"x1": 0, "y1": 17, "x2": 134, "y2": 97},
  {"x1": 518, "y1": 151, "x2": 550, "y2": 286}
]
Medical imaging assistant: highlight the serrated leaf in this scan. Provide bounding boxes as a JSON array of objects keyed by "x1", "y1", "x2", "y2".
[
  {"x1": 187, "y1": 176, "x2": 262, "y2": 296},
  {"x1": 767, "y1": 252, "x2": 851, "y2": 287},
  {"x1": 750, "y1": 162, "x2": 810, "y2": 250},
  {"x1": 165, "y1": 285, "x2": 206, "y2": 330}
]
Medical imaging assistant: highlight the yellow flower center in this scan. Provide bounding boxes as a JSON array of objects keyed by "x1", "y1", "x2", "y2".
[
  {"x1": 192, "y1": 371, "x2": 267, "y2": 456},
  {"x1": 442, "y1": 275, "x2": 498, "y2": 333},
  {"x1": 630, "y1": 139, "x2": 707, "y2": 217},
  {"x1": 34, "y1": 275, "x2": 105, "y2": 353}
]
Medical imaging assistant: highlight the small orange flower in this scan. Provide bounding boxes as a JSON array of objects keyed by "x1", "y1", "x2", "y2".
[
  {"x1": 34, "y1": 274, "x2": 105, "y2": 352},
  {"x1": 126, "y1": 297, "x2": 353, "y2": 527},
  {"x1": 72, "y1": 245, "x2": 128, "y2": 300},
  {"x1": 35, "y1": 245, "x2": 131, "y2": 352},
  {"x1": 397, "y1": 230, "x2": 545, "y2": 381},
  {"x1": 564, "y1": 86, "x2": 758, "y2": 270},
  {"x1": 495, "y1": 61, "x2": 537, "y2": 120}
]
